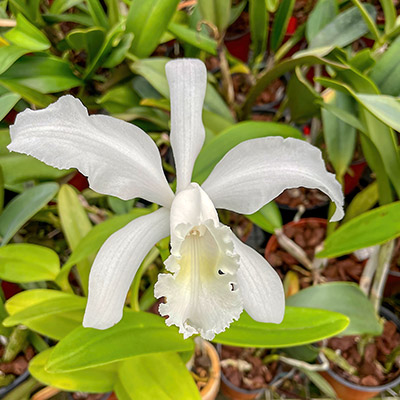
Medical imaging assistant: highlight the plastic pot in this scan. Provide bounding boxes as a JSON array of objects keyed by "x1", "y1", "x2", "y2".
[
  {"x1": 320, "y1": 307, "x2": 400, "y2": 400},
  {"x1": 0, "y1": 370, "x2": 30, "y2": 398},
  {"x1": 199, "y1": 340, "x2": 221, "y2": 400},
  {"x1": 344, "y1": 159, "x2": 367, "y2": 195},
  {"x1": 224, "y1": 31, "x2": 251, "y2": 63}
]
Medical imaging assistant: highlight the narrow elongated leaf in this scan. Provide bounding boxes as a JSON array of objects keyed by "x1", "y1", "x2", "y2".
[
  {"x1": 270, "y1": 0, "x2": 295, "y2": 52},
  {"x1": 58, "y1": 184, "x2": 92, "y2": 293},
  {"x1": 343, "y1": 182, "x2": 378, "y2": 223},
  {"x1": 249, "y1": 0, "x2": 268, "y2": 65},
  {"x1": 370, "y1": 36, "x2": 400, "y2": 96},
  {"x1": 47, "y1": 311, "x2": 194, "y2": 372},
  {"x1": 192, "y1": 121, "x2": 302, "y2": 184},
  {"x1": 198, "y1": 0, "x2": 230, "y2": 33},
  {"x1": 115, "y1": 353, "x2": 200, "y2": 400},
  {"x1": 322, "y1": 90, "x2": 356, "y2": 179},
  {"x1": 30, "y1": 348, "x2": 117, "y2": 393},
  {"x1": 306, "y1": 0, "x2": 337, "y2": 42},
  {"x1": 0, "y1": 92, "x2": 20, "y2": 121},
  {"x1": 246, "y1": 201, "x2": 282, "y2": 233},
  {"x1": 287, "y1": 282, "x2": 382, "y2": 336},
  {"x1": 213, "y1": 308, "x2": 348, "y2": 347},
  {"x1": 127, "y1": 0, "x2": 179, "y2": 58},
  {"x1": 4, "y1": 13, "x2": 50, "y2": 51},
  {"x1": 308, "y1": 5, "x2": 376, "y2": 51},
  {"x1": 0, "y1": 45, "x2": 30, "y2": 75},
  {"x1": 317, "y1": 201, "x2": 400, "y2": 258},
  {"x1": 0, "y1": 183, "x2": 59, "y2": 246},
  {"x1": 86, "y1": 0, "x2": 109, "y2": 29},
  {"x1": 0, "y1": 244, "x2": 60, "y2": 282},
  {"x1": 103, "y1": 33, "x2": 134, "y2": 68},
  {"x1": 50, "y1": 0, "x2": 83, "y2": 14}
]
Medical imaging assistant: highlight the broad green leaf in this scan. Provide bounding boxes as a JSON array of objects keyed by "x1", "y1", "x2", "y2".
[
  {"x1": 198, "y1": 0, "x2": 231, "y2": 33},
  {"x1": 0, "y1": 244, "x2": 60, "y2": 283},
  {"x1": 87, "y1": 0, "x2": 109, "y2": 29},
  {"x1": 306, "y1": 0, "x2": 337, "y2": 42},
  {"x1": 343, "y1": 182, "x2": 378, "y2": 223},
  {"x1": 0, "y1": 182, "x2": 59, "y2": 246},
  {"x1": 5, "y1": 289, "x2": 67, "y2": 315},
  {"x1": 0, "y1": 79, "x2": 55, "y2": 107},
  {"x1": 66, "y1": 27, "x2": 105, "y2": 62},
  {"x1": 192, "y1": 121, "x2": 302, "y2": 184},
  {"x1": 127, "y1": 0, "x2": 179, "y2": 58},
  {"x1": 317, "y1": 201, "x2": 400, "y2": 258},
  {"x1": 130, "y1": 57, "x2": 234, "y2": 122},
  {"x1": 115, "y1": 353, "x2": 200, "y2": 400},
  {"x1": 287, "y1": 67, "x2": 320, "y2": 122},
  {"x1": 114, "y1": 106, "x2": 169, "y2": 130},
  {"x1": 322, "y1": 90, "x2": 356, "y2": 179},
  {"x1": 0, "y1": 92, "x2": 20, "y2": 121},
  {"x1": 30, "y1": 348, "x2": 116, "y2": 393},
  {"x1": 356, "y1": 94, "x2": 400, "y2": 133},
  {"x1": 97, "y1": 84, "x2": 140, "y2": 113},
  {"x1": 107, "y1": 197, "x2": 134, "y2": 215},
  {"x1": 3, "y1": 293, "x2": 85, "y2": 340},
  {"x1": 0, "y1": 153, "x2": 70, "y2": 185},
  {"x1": 0, "y1": 45, "x2": 30, "y2": 75},
  {"x1": 56, "y1": 209, "x2": 152, "y2": 288},
  {"x1": 49, "y1": 0, "x2": 83, "y2": 14},
  {"x1": 370, "y1": 36, "x2": 400, "y2": 96},
  {"x1": 168, "y1": 22, "x2": 217, "y2": 55},
  {"x1": 287, "y1": 283, "x2": 382, "y2": 336},
  {"x1": 0, "y1": 165, "x2": 3, "y2": 213},
  {"x1": 43, "y1": 12, "x2": 92, "y2": 26},
  {"x1": 58, "y1": 184, "x2": 92, "y2": 294},
  {"x1": 103, "y1": 33, "x2": 134, "y2": 68},
  {"x1": 0, "y1": 54, "x2": 82, "y2": 93},
  {"x1": 308, "y1": 5, "x2": 376, "y2": 52},
  {"x1": 4, "y1": 13, "x2": 50, "y2": 51},
  {"x1": 246, "y1": 201, "x2": 282, "y2": 234},
  {"x1": 270, "y1": 0, "x2": 295, "y2": 52},
  {"x1": 349, "y1": 48, "x2": 375, "y2": 72},
  {"x1": 249, "y1": 0, "x2": 268, "y2": 65},
  {"x1": 47, "y1": 311, "x2": 194, "y2": 372},
  {"x1": 213, "y1": 308, "x2": 348, "y2": 347},
  {"x1": 0, "y1": 296, "x2": 11, "y2": 336}
]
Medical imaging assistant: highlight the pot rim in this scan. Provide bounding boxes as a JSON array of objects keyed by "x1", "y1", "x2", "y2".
[
  {"x1": 323, "y1": 307, "x2": 400, "y2": 392},
  {"x1": 199, "y1": 340, "x2": 221, "y2": 396}
]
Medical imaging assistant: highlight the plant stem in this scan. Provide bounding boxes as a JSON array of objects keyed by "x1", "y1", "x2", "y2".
[
  {"x1": 3, "y1": 325, "x2": 28, "y2": 363},
  {"x1": 130, "y1": 247, "x2": 160, "y2": 312},
  {"x1": 3, "y1": 377, "x2": 41, "y2": 400},
  {"x1": 359, "y1": 245, "x2": 380, "y2": 296},
  {"x1": 370, "y1": 240, "x2": 395, "y2": 313}
]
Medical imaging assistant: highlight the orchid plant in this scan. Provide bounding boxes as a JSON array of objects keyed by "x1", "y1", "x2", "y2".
[{"x1": 7, "y1": 58, "x2": 344, "y2": 340}]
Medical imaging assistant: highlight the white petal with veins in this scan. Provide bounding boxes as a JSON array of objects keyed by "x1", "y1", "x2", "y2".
[
  {"x1": 202, "y1": 137, "x2": 344, "y2": 221},
  {"x1": 8, "y1": 95, "x2": 174, "y2": 207},
  {"x1": 166, "y1": 59, "x2": 207, "y2": 192}
]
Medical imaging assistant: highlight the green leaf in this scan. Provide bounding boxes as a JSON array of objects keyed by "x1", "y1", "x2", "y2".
[
  {"x1": 30, "y1": 348, "x2": 116, "y2": 393},
  {"x1": 198, "y1": 0, "x2": 231, "y2": 33},
  {"x1": 115, "y1": 353, "x2": 200, "y2": 400},
  {"x1": 317, "y1": 201, "x2": 400, "y2": 258},
  {"x1": 58, "y1": 184, "x2": 92, "y2": 294},
  {"x1": 66, "y1": 27, "x2": 105, "y2": 62},
  {"x1": 213, "y1": 308, "x2": 348, "y2": 347},
  {"x1": 301, "y1": 369, "x2": 336, "y2": 398},
  {"x1": 192, "y1": 121, "x2": 302, "y2": 184},
  {"x1": 130, "y1": 57, "x2": 234, "y2": 122},
  {"x1": 3, "y1": 292, "x2": 85, "y2": 340},
  {"x1": 322, "y1": 90, "x2": 356, "y2": 179},
  {"x1": 305, "y1": 0, "x2": 337, "y2": 43},
  {"x1": 265, "y1": 0, "x2": 279, "y2": 13},
  {"x1": 103, "y1": 33, "x2": 134, "y2": 68},
  {"x1": 47, "y1": 311, "x2": 194, "y2": 372},
  {"x1": 287, "y1": 283, "x2": 382, "y2": 336},
  {"x1": 86, "y1": 0, "x2": 109, "y2": 29},
  {"x1": 49, "y1": 0, "x2": 83, "y2": 14},
  {"x1": 0, "y1": 45, "x2": 30, "y2": 76},
  {"x1": 270, "y1": 0, "x2": 295, "y2": 52},
  {"x1": 343, "y1": 182, "x2": 378, "y2": 223},
  {"x1": 308, "y1": 5, "x2": 376, "y2": 53},
  {"x1": 246, "y1": 201, "x2": 282, "y2": 234},
  {"x1": 127, "y1": 0, "x2": 180, "y2": 58},
  {"x1": 0, "y1": 244, "x2": 60, "y2": 283},
  {"x1": 0, "y1": 92, "x2": 20, "y2": 121},
  {"x1": 96, "y1": 84, "x2": 140, "y2": 113},
  {"x1": 380, "y1": 0, "x2": 396, "y2": 34},
  {"x1": 370, "y1": 36, "x2": 400, "y2": 96},
  {"x1": 0, "y1": 182, "x2": 59, "y2": 246},
  {"x1": 249, "y1": 0, "x2": 268, "y2": 65},
  {"x1": 56, "y1": 209, "x2": 152, "y2": 288},
  {"x1": 4, "y1": 13, "x2": 50, "y2": 51},
  {"x1": 0, "y1": 54, "x2": 82, "y2": 93}
]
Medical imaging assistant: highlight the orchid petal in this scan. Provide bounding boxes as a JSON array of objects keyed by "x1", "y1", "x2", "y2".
[
  {"x1": 83, "y1": 208, "x2": 170, "y2": 329},
  {"x1": 202, "y1": 137, "x2": 344, "y2": 221},
  {"x1": 8, "y1": 95, "x2": 174, "y2": 207},
  {"x1": 166, "y1": 59, "x2": 207, "y2": 192},
  {"x1": 232, "y1": 235, "x2": 285, "y2": 324}
]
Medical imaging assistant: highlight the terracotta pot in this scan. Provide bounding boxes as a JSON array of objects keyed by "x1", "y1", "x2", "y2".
[
  {"x1": 344, "y1": 159, "x2": 367, "y2": 195},
  {"x1": 199, "y1": 340, "x2": 221, "y2": 400},
  {"x1": 220, "y1": 371, "x2": 263, "y2": 400},
  {"x1": 264, "y1": 218, "x2": 327, "y2": 259},
  {"x1": 320, "y1": 307, "x2": 400, "y2": 400}
]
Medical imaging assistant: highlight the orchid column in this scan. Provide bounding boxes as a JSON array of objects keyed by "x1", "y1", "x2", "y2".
[{"x1": 8, "y1": 58, "x2": 344, "y2": 340}]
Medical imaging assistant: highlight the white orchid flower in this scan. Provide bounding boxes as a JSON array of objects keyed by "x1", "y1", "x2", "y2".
[{"x1": 8, "y1": 59, "x2": 344, "y2": 340}]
